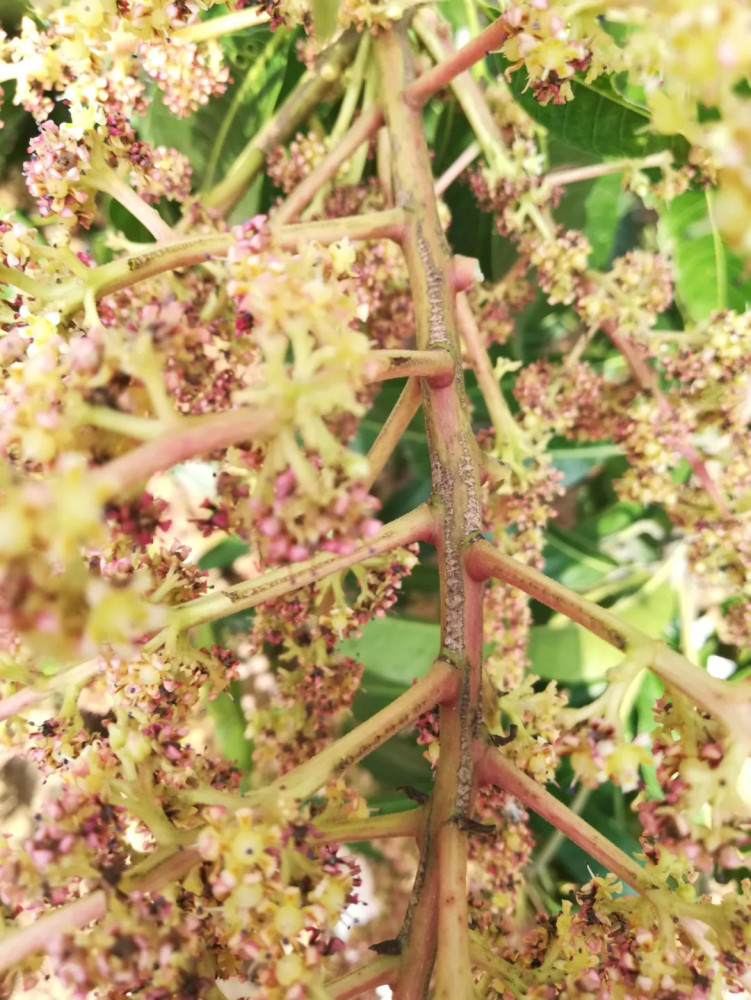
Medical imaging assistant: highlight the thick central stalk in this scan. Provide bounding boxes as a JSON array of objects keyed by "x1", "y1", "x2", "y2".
[{"x1": 375, "y1": 23, "x2": 485, "y2": 1000}]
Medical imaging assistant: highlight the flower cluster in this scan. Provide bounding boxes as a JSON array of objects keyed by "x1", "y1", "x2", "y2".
[
  {"x1": 495, "y1": 0, "x2": 751, "y2": 250},
  {"x1": 247, "y1": 544, "x2": 418, "y2": 776},
  {"x1": 499, "y1": 3, "x2": 622, "y2": 106},
  {"x1": 637, "y1": 691, "x2": 751, "y2": 872}
]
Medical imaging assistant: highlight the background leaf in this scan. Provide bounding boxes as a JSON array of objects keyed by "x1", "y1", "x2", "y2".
[
  {"x1": 493, "y1": 59, "x2": 689, "y2": 161},
  {"x1": 338, "y1": 616, "x2": 441, "y2": 688},
  {"x1": 661, "y1": 190, "x2": 751, "y2": 322}
]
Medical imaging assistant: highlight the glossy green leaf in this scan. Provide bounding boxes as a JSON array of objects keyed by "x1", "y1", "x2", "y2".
[
  {"x1": 207, "y1": 683, "x2": 253, "y2": 773},
  {"x1": 357, "y1": 734, "x2": 433, "y2": 794},
  {"x1": 312, "y1": 0, "x2": 340, "y2": 44},
  {"x1": 660, "y1": 190, "x2": 751, "y2": 323},
  {"x1": 337, "y1": 616, "x2": 441, "y2": 686},
  {"x1": 494, "y1": 58, "x2": 689, "y2": 161},
  {"x1": 584, "y1": 172, "x2": 627, "y2": 269},
  {"x1": 198, "y1": 536, "x2": 250, "y2": 571},
  {"x1": 108, "y1": 198, "x2": 157, "y2": 244}
]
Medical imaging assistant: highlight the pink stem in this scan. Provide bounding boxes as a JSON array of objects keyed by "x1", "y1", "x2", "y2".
[
  {"x1": 477, "y1": 746, "x2": 654, "y2": 893},
  {"x1": 405, "y1": 18, "x2": 508, "y2": 109},
  {"x1": 92, "y1": 408, "x2": 278, "y2": 498},
  {"x1": 274, "y1": 107, "x2": 384, "y2": 225},
  {"x1": 435, "y1": 142, "x2": 481, "y2": 196},
  {"x1": 0, "y1": 893, "x2": 106, "y2": 973},
  {"x1": 0, "y1": 660, "x2": 99, "y2": 723}
]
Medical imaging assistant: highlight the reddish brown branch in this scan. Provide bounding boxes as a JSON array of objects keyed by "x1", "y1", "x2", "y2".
[
  {"x1": 405, "y1": 17, "x2": 508, "y2": 109},
  {"x1": 476, "y1": 746, "x2": 655, "y2": 893}
]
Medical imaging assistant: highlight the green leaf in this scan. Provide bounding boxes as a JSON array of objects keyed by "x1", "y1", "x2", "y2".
[
  {"x1": 542, "y1": 524, "x2": 618, "y2": 593},
  {"x1": 108, "y1": 198, "x2": 155, "y2": 244},
  {"x1": 313, "y1": 0, "x2": 340, "y2": 44},
  {"x1": 337, "y1": 616, "x2": 441, "y2": 686},
  {"x1": 207, "y1": 683, "x2": 253, "y2": 773},
  {"x1": 584, "y1": 172, "x2": 628, "y2": 269},
  {"x1": 494, "y1": 58, "x2": 689, "y2": 161},
  {"x1": 528, "y1": 579, "x2": 676, "y2": 682},
  {"x1": 660, "y1": 190, "x2": 751, "y2": 323},
  {"x1": 198, "y1": 536, "x2": 250, "y2": 571},
  {"x1": 357, "y1": 734, "x2": 433, "y2": 793}
]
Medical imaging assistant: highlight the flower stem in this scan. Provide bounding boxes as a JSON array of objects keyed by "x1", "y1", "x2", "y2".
[
  {"x1": 364, "y1": 376, "x2": 423, "y2": 489},
  {"x1": 412, "y1": 10, "x2": 512, "y2": 178},
  {"x1": 57, "y1": 232, "x2": 233, "y2": 316},
  {"x1": 78, "y1": 406, "x2": 165, "y2": 440},
  {"x1": 477, "y1": 746, "x2": 655, "y2": 894},
  {"x1": 0, "y1": 843, "x2": 200, "y2": 973},
  {"x1": 603, "y1": 321, "x2": 729, "y2": 514},
  {"x1": 0, "y1": 893, "x2": 107, "y2": 974},
  {"x1": 345, "y1": 59, "x2": 377, "y2": 187},
  {"x1": 173, "y1": 7, "x2": 269, "y2": 43},
  {"x1": 331, "y1": 32, "x2": 372, "y2": 142},
  {"x1": 325, "y1": 955, "x2": 400, "y2": 1000},
  {"x1": 0, "y1": 263, "x2": 45, "y2": 298},
  {"x1": 469, "y1": 934, "x2": 526, "y2": 997},
  {"x1": 276, "y1": 661, "x2": 458, "y2": 802},
  {"x1": 95, "y1": 166, "x2": 174, "y2": 242},
  {"x1": 406, "y1": 14, "x2": 508, "y2": 110},
  {"x1": 466, "y1": 538, "x2": 751, "y2": 743},
  {"x1": 545, "y1": 151, "x2": 671, "y2": 188},
  {"x1": 456, "y1": 291, "x2": 520, "y2": 456},
  {"x1": 92, "y1": 406, "x2": 280, "y2": 499},
  {"x1": 366, "y1": 348, "x2": 454, "y2": 384},
  {"x1": 311, "y1": 808, "x2": 423, "y2": 843},
  {"x1": 0, "y1": 659, "x2": 99, "y2": 723},
  {"x1": 162, "y1": 503, "x2": 436, "y2": 636},
  {"x1": 271, "y1": 208, "x2": 407, "y2": 246},
  {"x1": 55, "y1": 213, "x2": 404, "y2": 318},
  {"x1": 435, "y1": 141, "x2": 481, "y2": 196},
  {"x1": 274, "y1": 106, "x2": 384, "y2": 225}
]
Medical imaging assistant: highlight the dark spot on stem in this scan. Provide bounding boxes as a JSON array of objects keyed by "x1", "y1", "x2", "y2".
[{"x1": 369, "y1": 938, "x2": 402, "y2": 956}]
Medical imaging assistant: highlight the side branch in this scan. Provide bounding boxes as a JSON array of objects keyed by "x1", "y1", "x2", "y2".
[
  {"x1": 413, "y1": 11, "x2": 511, "y2": 176},
  {"x1": 54, "y1": 212, "x2": 404, "y2": 318},
  {"x1": 325, "y1": 955, "x2": 401, "y2": 1000},
  {"x1": 366, "y1": 348, "x2": 454, "y2": 384},
  {"x1": 365, "y1": 376, "x2": 423, "y2": 489},
  {"x1": 93, "y1": 407, "x2": 278, "y2": 498},
  {"x1": 467, "y1": 539, "x2": 751, "y2": 742},
  {"x1": 405, "y1": 16, "x2": 507, "y2": 109},
  {"x1": 277, "y1": 661, "x2": 458, "y2": 802},
  {"x1": 477, "y1": 746, "x2": 655, "y2": 895},
  {"x1": 456, "y1": 292, "x2": 520, "y2": 454},
  {"x1": 160, "y1": 504, "x2": 436, "y2": 636},
  {"x1": 92, "y1": 349, "x2": 431, "y2": 498},
  {"x1": 0, "y1": 844, "x2": 199, "y2": 974},
  {"x1": 274, "y1": 107, "x2": 384, "y2": 225},
  {"x1": 311, "y1": 808, "x2": 423, "y2": 844}
]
